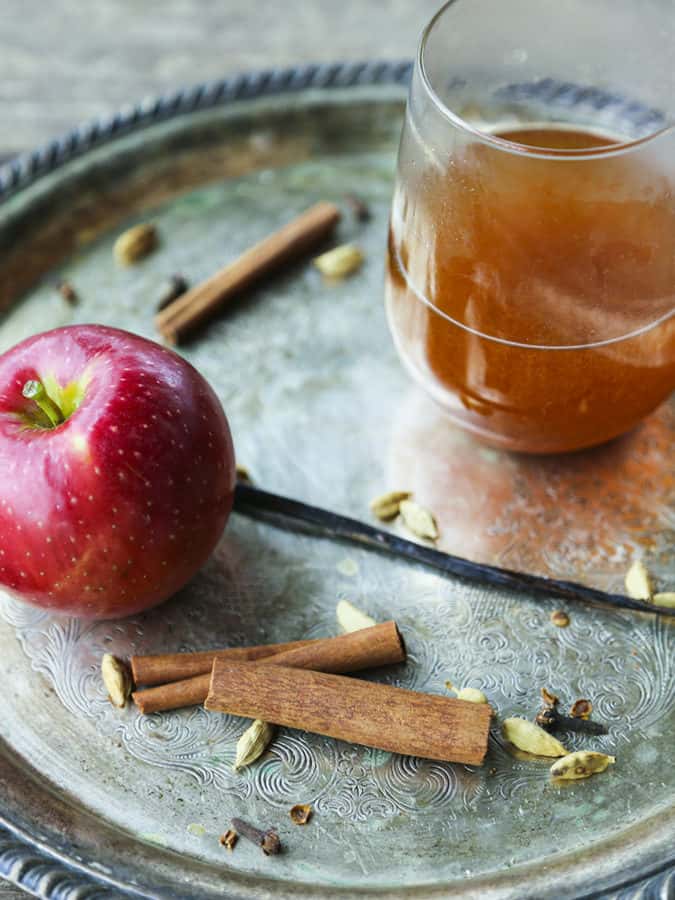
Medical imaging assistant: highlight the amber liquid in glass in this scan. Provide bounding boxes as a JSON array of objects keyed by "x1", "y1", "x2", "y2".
[{"x1": 386, "y1": 126, "x2": 675, "y2": 452}]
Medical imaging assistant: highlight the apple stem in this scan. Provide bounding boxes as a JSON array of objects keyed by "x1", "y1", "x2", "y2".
[{"x1": 22, "y1": 380, "x2": 65, "y2": 427}]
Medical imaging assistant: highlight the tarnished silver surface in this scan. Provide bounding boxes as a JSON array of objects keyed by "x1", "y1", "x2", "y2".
[{"x1": 0, "y1": 78, "x2": 672, "y2": 898}]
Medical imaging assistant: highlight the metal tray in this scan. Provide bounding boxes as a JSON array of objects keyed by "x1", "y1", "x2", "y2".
[{"x1": 0, "y1": 62, "x2": 673, "y2": 899}]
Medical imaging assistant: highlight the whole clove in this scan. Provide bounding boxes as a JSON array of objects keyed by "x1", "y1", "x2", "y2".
[
  {"x1": 219, "y1": 829, "x2": 238, "y2": 851},
  {"x1": 57, "y1": 278, "x2": 79, "y2": 306},
  {"x1": 344, "y1": 193, "x2": 371, "y2": 222},
  {"x1": 540, "y1": 687, "x2": 559, "y2": 707},
  {"x1": 156, "y1": 274, "x2": 188, "y2": 312},
  {"x1": 230, "y1": 818, "x2": 281, "y2": 856},
  {"x1": 535, "y1": 703, "x2": 608, "y2": 736},
  {"x1": 570, "y1": 698, "x2": 593, "y2": 719},
  {"x1": 289, "y1": 804, "x2": 312, "y2": 825}
]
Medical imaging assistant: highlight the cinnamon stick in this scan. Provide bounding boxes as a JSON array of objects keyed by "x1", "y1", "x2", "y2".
[
  {"x1": 205, "y1": 661, "x2": 492, "y2": 766},
  {"x1": 133, "y1": 672, "x2": 211, "y2": 713},
  {"x1": 131, "y1": 637, "x2": 318, "y2": 686},
  {"x1": 132, "y1": 621, "x2": 405, "y2": 714},
  {"x1": 155, "y1": 202, "x2": 341, "y2": 343}
]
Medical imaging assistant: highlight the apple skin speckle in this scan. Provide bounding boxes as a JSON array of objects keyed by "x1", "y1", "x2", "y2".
[{"x1": 0, "y1": 325, "x2": 235, "y2": 619}]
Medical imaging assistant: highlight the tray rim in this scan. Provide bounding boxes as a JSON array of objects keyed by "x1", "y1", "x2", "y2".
[{"x1": 0, "y1": 59, "x2": 673, "y2": 900}]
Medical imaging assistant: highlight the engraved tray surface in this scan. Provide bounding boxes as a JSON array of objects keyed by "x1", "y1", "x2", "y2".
[{"x1": 0, "y1": 64, "x2": 673, "y2": 899}]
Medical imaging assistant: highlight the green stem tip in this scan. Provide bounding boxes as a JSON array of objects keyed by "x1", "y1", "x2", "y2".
[{"x1": 22, "y1": 379, "x2": 65, "y2": 428}]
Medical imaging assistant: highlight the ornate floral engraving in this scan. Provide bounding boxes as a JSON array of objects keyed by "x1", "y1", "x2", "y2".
[{"x1": 2, "y1": 544, "x2": 673, "y2": 831}]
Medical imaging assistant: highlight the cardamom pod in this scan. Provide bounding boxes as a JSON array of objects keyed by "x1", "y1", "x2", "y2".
[
  {"x1": 446, "y1": 682, "x2": 490, "y2": 706},
  {"x1": 101, "y1": 653, "x2": 132, "y2": 708},
  {"x1": 550, "y1": 609, "x2": 570, "y2": 628},
  {"x1": 336, "y1": 598, "x2": 376, "y2": 633},
  {"x1": 313, "y1": 243, "x2": 364, "y2": 278},
  {"x1": 233, "y1": 719, "x2": 275, "y2": 771},
  {"x1": 624, "y1": 560, "x2": 653, "y2": 601},
  {"x1": 399, "y1": 499, "x2": 439, "y2": 541},
  {"x1": 653, "y1": 592, "x2": 675, "y2": 608},
  {"x1": 550, "y1": 751, "x2": 615, "y2": 780},
  {"x1": 369, "y1": 490, "x2": 412, "y2": 521},
  {"x1": 114, "y1": 223, "x2": 158, "y2": 266},
  {"x1": 455, "y1": 687, "x2": 488, "y2": 704},
  {"x1": 502, "y1": 717, "x2": 568, "y2": 757}
]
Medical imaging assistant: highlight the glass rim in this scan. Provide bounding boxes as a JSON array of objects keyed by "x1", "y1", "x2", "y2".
[{"x1": 418, "y1": 0, "x2": 675, "y2": 161}]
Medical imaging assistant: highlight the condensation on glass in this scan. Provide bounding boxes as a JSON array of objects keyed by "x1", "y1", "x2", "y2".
[{"x1": 386, "y1": 0, "x2": 675, "y2": 452}]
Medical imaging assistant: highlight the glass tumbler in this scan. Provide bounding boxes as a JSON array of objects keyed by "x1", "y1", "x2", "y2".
[{"x1": 385, "y1": 0, "x2": 675, "y2": 453}]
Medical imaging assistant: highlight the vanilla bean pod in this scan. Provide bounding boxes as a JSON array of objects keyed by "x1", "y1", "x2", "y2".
[{"x1": 233, "y1": 483, "x2": 669, "y2": 616}]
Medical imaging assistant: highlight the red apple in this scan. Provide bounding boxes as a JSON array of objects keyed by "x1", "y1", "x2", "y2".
[{"x1": 0, "y1": 325, "x2": 235, "y2": 618}]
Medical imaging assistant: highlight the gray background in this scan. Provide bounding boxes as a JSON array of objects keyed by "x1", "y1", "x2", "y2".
[
  {"x1": 0, "y1": 1, "x2": 439, "y2": 896},
  {"x1": 0, "y1": 0, "x2": 439, "y2": 154}
]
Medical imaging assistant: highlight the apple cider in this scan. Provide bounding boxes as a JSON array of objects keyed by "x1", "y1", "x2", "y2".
[{"x1": 386, "y1": 126, "x2": 675, "y2": 452}]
